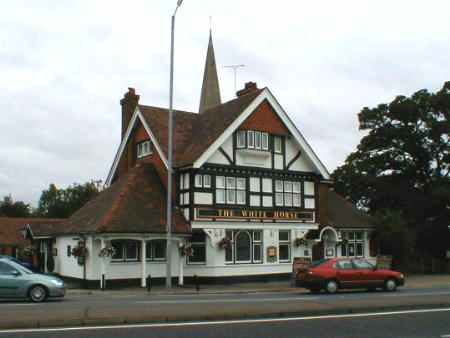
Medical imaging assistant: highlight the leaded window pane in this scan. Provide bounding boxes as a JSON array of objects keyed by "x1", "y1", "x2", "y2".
[
  {"x1": 195, "y1": 174, "x2": 203, "y2": 187},
  {"x1": 216, "y1": 176, "x2": 225, "y2": 189},
  {"x1": 216, "y1": 189, "x2": 225, "y2": 203},
  {"x1": 203, "y1": 175, "x2": 211, "y2": 188},
  {"x1": 227, "y1": 189, "x2": 236, "y2": 204},
  {"x1": 293, "y1": 194, "x2": 301, "y2": 207},
  {"x1": 284, "y1": 193, "x2": 293, "y2": 206},
  {"x1": 275, "y1": 180, "x2": 283, "y2": 192},
  {"x1": 262, "y1": 132, "x2": 269, "y2": 150},
  {"x1": 236, "y1": 178, "x2": 246, "y2": 190},
  {"x1": 293, "y1": 182, "x2": 301, "y2": 193},
  {"x1": 226, "y1": 177, "x2": 236, "y2": 189},
  {"x1": 255, "y1": 131, "x2": 261, "y2": 149},
  {"x1": 236, "y1": 232, "x2": 251, "y2": 262},
  {"x1": 236, "y1": 190, "x2": 246, "y2": 205},
  {"x1": 275, "y1": 193, "x2": 283, "y2": 206},
  {"x1": 284, "y1": 181, "x2": 293, "y2": 192}
]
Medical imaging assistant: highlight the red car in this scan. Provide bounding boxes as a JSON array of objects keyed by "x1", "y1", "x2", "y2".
[{"x1": 296, "y1": 258, "x2": 405, "y2": 294}]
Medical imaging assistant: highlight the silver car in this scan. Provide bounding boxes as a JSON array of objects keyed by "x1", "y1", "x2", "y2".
[{"x1": 0, "y1": 257, "x2": 65, "y2": 302}]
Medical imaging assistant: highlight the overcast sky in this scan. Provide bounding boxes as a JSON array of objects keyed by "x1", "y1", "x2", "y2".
[{"x1": 1, "y1": 0, "x2": 450, "y2": 206}]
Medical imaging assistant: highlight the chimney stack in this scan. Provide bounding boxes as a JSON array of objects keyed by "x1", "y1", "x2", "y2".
[
  {"x1": 237, "y1": 82, "x2": 258, "y2": 97},
  {"x1": 120, "y1": 88, "x2": 140, "y2": 139}
]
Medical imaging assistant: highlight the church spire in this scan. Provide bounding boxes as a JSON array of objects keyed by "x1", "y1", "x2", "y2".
[{"x1": 198, "y1": 30, "x2": 221, "y2": 113}]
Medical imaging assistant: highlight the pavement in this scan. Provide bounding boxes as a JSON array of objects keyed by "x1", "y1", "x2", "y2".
[
  {"x1": 0, "y1": 275, "x2": 448, "y2": 330},
  {"x1": 67, "y1": 274, "x2": 450, "y2": 296}
]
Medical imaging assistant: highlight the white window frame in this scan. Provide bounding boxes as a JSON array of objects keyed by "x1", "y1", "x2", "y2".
[
  {"x1": 237, "y1": 130, "x2": 246, "y2": 148},
  {"x1": 274, "y1": 136, "x2": 282, "y2": 153},
  {"x1": 341, "y1": 231, "x2": 365, "y2": 258},
  {"x1": 146, "y1": 240, "x2": 166, "y2": 262},
  {"x1": 279, "y1": 230, "x2": 291, "y2": 263},
  {"x1": 247, "y1": 131, "x2": 255, "y2": 149},
  {"x1": 254, "y1": 131, "x2": 261, "y2": 149},
  {"x1": 261, "y1": 132, "x2": 269, "y2": 150},
  {"x1": 203, "y1": 175, "x2": 211, "y2": 188},
  {"x1": 226, "y1": 230, "x2": 263, "y2": 264},
  {"x1": 195, "y1": 174, "x2": 203, "y2": 188},
  {"x1": 137, "y1": 140, "x2": 152, "y2": 158}
]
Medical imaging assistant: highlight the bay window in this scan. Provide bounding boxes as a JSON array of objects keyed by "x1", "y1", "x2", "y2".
[
  {"x1": 216, "y1": 176, "x2": 246, "y2": 205},
  {"x1": 111, "y1": 240, "x2": 139, "y2": 262},
  {"x1": 146, "y1": 240, "x2": 166, "y2": 261},
  {"x1": 275, "y1": 180, "x2": 301, "y2": 207}
]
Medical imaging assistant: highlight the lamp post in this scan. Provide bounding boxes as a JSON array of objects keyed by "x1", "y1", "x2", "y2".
[{"x1": 166, "y1": 0, "x2": 183, "y2": 289}]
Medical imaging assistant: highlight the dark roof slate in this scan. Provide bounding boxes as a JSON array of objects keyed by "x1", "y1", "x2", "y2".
[
  {"x1": 0, "y1": 218, "x2": 65, "y2": 244},
  {"x1": 139, "y1": 88, "x2": 263, "y2": 167},
  {"x1": 50, "y1": 163, "x2": 190, "y2": 235},
  {"x1": 327, "y1": 190, "x2": 375, "y2": 229}
]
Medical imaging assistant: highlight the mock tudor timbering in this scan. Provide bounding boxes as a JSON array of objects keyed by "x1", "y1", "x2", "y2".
[{"x1": 23, "y1": 32, "x2": 375, "y2": 286}]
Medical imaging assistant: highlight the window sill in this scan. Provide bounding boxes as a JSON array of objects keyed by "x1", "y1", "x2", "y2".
[{"x1": 237, "y1": 148, "x2": 271, "y2": 157}]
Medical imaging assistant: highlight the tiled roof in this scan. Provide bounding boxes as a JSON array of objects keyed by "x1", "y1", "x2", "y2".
[
  {"x1": 0, "y1": 218, "x2": 65, "y2": 245},
  {"x1": 139, "y1": 88, "x2": 263, "y2": 167},
  {"x1": 328, "y1": 190, "x2": 375, "y2": 229},
  {"x1": 41, "y1": 163, "x2": 190, "y2": 236}
]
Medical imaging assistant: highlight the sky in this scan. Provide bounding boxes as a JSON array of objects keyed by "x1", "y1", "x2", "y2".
[{"x1": 1, "y1": 0, "x2": 450, "y2": 206}]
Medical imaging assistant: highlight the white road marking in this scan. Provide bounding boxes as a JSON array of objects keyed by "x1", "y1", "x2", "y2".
[
  {"x1": 0, "y1": 307, "x2": 449, "y2": 334},
  {"x1": 0, "y1": 303, "x2": 37, "y2": 307},
  {"x1": 383, "y1": 291, "x2": 450, "y2": 297},
  {"x1": 440, "y1": 335, "x2": 450, "y2": 337},
  {"x1": 135, "y1": 296, "x2": 319, "y2": 304}
]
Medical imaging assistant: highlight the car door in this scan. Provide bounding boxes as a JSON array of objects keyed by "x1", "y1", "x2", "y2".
[
  {"x1": 335, "y1": 259, "x2": 357, "y2": 288},
  {"x1": 0, "y1": 261, "x2": 25, "y2": 297},
  {"x1": 352, "y1": 259, "x2": 377, "y2": 288}
]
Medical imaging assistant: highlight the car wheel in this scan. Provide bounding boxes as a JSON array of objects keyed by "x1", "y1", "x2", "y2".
[
  {"x1": 29, "y1": 285, "x2": 47, "y2": 303},
  {"x1": 325, "y1": 280, "x2": 338, "y2": 294},
  {"x1": 384, "y1": 279, "x2": 397, "y2": 292}
]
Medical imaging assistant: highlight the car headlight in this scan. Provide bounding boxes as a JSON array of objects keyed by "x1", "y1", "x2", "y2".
[
  {"x1": 399, "y1": 273, "x2": 404, "y2": 279},
  {"x1": 50, "y1": 279, "x2": 64, "y2": 287}
]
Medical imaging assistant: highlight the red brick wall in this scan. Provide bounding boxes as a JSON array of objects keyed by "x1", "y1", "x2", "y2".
[{"x1": 239, "y1": 99, "x2": 289, "y2": 135}]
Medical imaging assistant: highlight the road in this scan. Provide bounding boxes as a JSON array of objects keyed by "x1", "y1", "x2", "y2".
[
  {"x1": 0, "y1": 287, "x2": 450, "y2": 329},
  {"x1": 0, "y1": 308, "x2": 449, "y2": 337}
]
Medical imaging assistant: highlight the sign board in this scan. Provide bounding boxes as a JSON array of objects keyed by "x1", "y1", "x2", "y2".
[
  {"x1": 376, "y1": 255, "x2": 392, "y2": 269},
  {"x1": 197, "y1": 208, "x2": 314, "y2": 222}
]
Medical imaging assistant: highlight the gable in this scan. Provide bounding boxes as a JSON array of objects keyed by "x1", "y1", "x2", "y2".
[
  {"x1": 239, "y1": 100, "x2": 289, "y2": 135},
  {"x1": 194, "y1": 88, "x2": 330, "y2": 179}
]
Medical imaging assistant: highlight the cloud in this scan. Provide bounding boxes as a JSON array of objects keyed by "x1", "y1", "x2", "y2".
[{"x1": 1, "y1": 0, "x2": 450, "y2": 205}]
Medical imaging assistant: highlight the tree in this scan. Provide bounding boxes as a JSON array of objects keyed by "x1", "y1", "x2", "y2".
[
  {"x1": 0, "y1": 195, "x2": 31, "y2": 217},
  {"x1": 37, "y1": 181, "x2": 102, "y2": 218},
  {"x1": 332, "y1": 81, "x2": 449, "y2": 259}
]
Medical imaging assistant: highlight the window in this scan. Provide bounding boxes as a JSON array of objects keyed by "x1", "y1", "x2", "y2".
[
  {"x1": 237, "y1": 130, "x2": 246, "y2": 148},
  {"x1": 216, "y1": 176, "x2": 245, "y2": 205},
  {"x1": 236, "y1": 130, "x2": 269, "y2": 151},
  {"x1": 274, "y1": 180, "x2": 302, "y2": 207},
  {"x1": 146, "y1": 240, "x2": 166, "y2": 261},
  {"x1": 111, "y1": 240, "x2": 139, "y2": 262},
  {"x1": 0, "y1": 261, "x2": 18, "y2": 275},
  {"x1": 137, "y1": 140, "x2": 152, "y2": 158},
  {"x1": 336, "y1": 259, "x2": 353, "y2": 270},
  {"x1": 187, "y1": 231, "x2": 206, "y2": 264},
  {"x1": 247, "y1": 131, "x2": 255, "y2": 148},
  {"x1": 353, "y1": 259, "x2": 374, "y2": 269},
  {"x1": 341, "y1": 231, "x2": 365, "y2": 258},
  {"x1": 225, "y1": 230, "x2": 262, "y2": 264},
  {"x1": 195, "y1": 174, "x2": 211, "y2": 188},
  {"x1": 262, "y1": 133, "x2": 269, "y2": 150},
  {"x1": 279, "y1": 230, "x2": 291, "y2": 263},
  {"x1": 274, "y1": 136, "x2": 282, "y2": 153}
]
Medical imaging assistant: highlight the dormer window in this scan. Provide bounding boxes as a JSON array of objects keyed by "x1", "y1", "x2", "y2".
[
  {"x1": 137, "y1": 140, "x2": 152, "y2": 158},
  {"x1": 236, "y1": 130, "x2": 269, "y2": 151}
]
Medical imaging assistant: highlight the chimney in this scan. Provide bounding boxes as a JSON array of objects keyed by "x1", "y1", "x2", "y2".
[
  {"x1": 120, "y1": 88, "x2": 140, "y2": 139},
  {"x1": 236, "y1": 82, "x2": 258, "y2": 97}
]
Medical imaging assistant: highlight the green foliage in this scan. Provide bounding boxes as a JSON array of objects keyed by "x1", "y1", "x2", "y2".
[
  {"x1": 0, "y1": 195, "x2": 31, "y2": 217},
  {"x1": 333, "y1": 81, "x2": 450, "y2": 259},
  {"x1": 37, "y1": 181, "x2": 102, "y2": 218}
]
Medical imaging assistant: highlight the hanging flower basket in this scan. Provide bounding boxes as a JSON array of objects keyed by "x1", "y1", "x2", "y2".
[
  {"x1": 98, "y1": 245, "x2": 116, "y2": 258},
  {"x1": 180, "y1": 244, "x2": 194, "y2": 257},
  {"x1": 22, "y1": 245, "x2": 36, "y2": 257},
  {"x1": 217, "y1": 237, "x2": 232, "y2": 250},
  {"x1": 71, "y1": 242, "x2": 88, "y2": 258},
  {"x1": 294, "y1": 238, "x2": 308, "y2": 247}
]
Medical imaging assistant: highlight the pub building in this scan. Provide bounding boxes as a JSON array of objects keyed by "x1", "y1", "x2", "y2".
[{"x1": 25, "y1": 32, "x2": 376, "y2": 287}]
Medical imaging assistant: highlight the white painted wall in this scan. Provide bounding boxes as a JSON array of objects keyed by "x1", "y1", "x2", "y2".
[
  {"x1": 206, "y1": 135, "x2": 233, "y2": 165},
  {"x1": 194, "y1": 192, "x2": 213, "y2": 205},
  {"x1": 54, "y1": 236, "x2": 85, "y2": 279},
  {"x1": 285, "y1": 137, "x2": 316, "y2": 172}
]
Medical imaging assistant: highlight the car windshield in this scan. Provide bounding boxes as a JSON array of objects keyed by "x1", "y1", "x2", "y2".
[
  {"x1": 310, "y1": 258, "x2": 329, "y2": 268},
  {"x1": 5, "y1": 259, "x2": 33, "y2": 274}
]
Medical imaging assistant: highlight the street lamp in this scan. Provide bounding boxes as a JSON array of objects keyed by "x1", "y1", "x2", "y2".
[{"x1": 166, "y1": 0, "x2": 183, "y2": 289}]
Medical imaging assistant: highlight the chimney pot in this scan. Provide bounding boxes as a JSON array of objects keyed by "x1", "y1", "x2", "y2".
[{"x1": 236, "y1": 82, "x2": 258, "y2": 97}]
